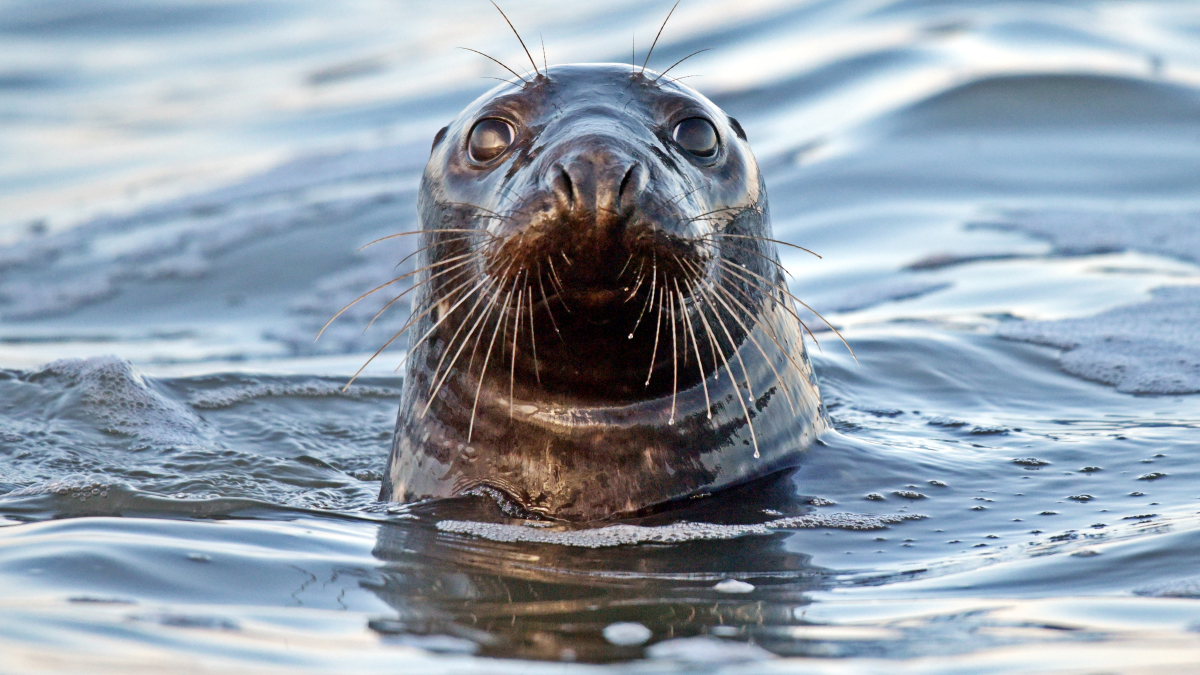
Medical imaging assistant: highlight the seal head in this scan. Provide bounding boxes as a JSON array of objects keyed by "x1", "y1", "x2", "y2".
[{"x1": 382, "y1": 64, "x2": 826, "y2": 520}]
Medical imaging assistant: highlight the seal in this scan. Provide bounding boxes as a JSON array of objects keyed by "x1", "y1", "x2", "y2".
[{"x1": 376, "y1": 61, "x2": 827, "y2": 521}]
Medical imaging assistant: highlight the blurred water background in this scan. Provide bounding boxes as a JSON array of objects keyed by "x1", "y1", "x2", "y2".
[{"x1": 2, "y1": 0, "x2": 1200, "y2": 672}]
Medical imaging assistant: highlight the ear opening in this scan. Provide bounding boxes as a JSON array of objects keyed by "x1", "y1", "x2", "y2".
[
  {"x1": 728, "y1": 116, "x2": 747, "y2": 141},
  {"x1": 431, "y1": 126, "x2": 450, "y2": 154}
]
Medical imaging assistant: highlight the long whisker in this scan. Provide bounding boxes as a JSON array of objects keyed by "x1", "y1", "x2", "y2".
[
  {"x1": 628, "y1": 277, "x2": 653, "y2": 338},
  {"x1": 535, "y1": 261, "x2": 563, "y2": 342},
  {"x1": 509, "y1": 274, "x2": 525, "y2": 417},
  {"x1": 342, "y1": 272, "x2": 490, "y2": 392},
  {"x1": 391, "y1": 233, "x2": 482, "y2": 272},
  {"x1": 704, "y1": 232, "x2": 822, "y2": 259},
  {"x1": 703, "y1": 238, "x2": 796, "y2": 280},
  {"x1": 547, "y1": 257, "x2": 572, "y2": 313},
  {"x1": 617, "y1": 251, "x2": 637, "y2": 279},
  {"x1": 357, "y1": 228, "x2": 492, "y2": 252},
  {"x1": 489, "y1": 1, "x2": 540, "y2": 78},
  {"x1": 691, "y1": 277, "x2": 760, "y2": 458},
  {"x1": 316, "y1": 251, "x2": 481, "y2": 342},
  {"x1": 458, "y1": 47, "x2": 528, "y2": 84},
  {"x1": 641, "y1": 0, "x2": 680, "y2": 74},
  {"x1": 721, "y1": 259, "x2": 822, "y2": 349},
  {"x1": 674, "y1": 280, "x2": 711, "y2": 419},
  {"x1": 364, "y1": 256, "x2": 481, "y2": 333},
  {"x1": 421, "y1": 277, "x2": 507, "y2": 417},
  {"x1": 645, "y1": 277, "x2": 664, "y2": 386},
  {"x1": 527, "y1": 274, "x2": 540, "y2": 384},
  {"x1": 625, "y1": 258, "x2": 647, "y2": 301},
  {"x1": 680, "y1": 257, "x2": 797, "y2": 413},
  {"x1": 710, "y1": 268, "x2": 815, "y2": 402},
  {"x1": 388, "y1": 270, "x2": 492, "y2": 362},
  {"x1": 469, "y1": 279, "x2": 520, "y2": 441},
  {"x1": 719, "y1": 258, "x2": 855, "y2": 361},
  {"x1": 668, "y1": 288, "x2": 679, "y2": 424},
  {"x1": 654, "y1": 49, "x2": 711, "y2": 83}
]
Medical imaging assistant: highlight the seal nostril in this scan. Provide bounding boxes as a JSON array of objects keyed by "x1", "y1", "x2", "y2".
[
  {"x1": 553, "y1": 163, "x2": 576, "y2": 208},
  {"x1": 618, "y1": 163, "x2": 642, "y2": 208}
]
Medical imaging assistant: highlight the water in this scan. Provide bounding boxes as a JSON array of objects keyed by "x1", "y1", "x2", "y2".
[{"x1": 2, "y1": 0, "x2": 1200, "y2": 671}]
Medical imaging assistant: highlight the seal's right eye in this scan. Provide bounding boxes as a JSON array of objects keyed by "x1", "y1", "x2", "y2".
[
  {"x1": 673, "y1": 117, "x2": 719, "y2": 158},
  {"x1": 468, "y1": 118, "x2": 515, "y2": 163}
]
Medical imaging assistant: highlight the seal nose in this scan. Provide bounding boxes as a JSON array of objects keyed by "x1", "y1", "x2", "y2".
[{"x1": 549, "y1": 145, "x2": 645, "y2": 219}]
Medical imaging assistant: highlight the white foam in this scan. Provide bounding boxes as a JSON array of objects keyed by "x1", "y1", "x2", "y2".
[
  {"x1": 999, "y1": 286, "x2": 1200, "y2": 394},
  {"x1": 713, "y1": 579, "x2": 756, "y2": 594},
  {"x1": 436, "y1": 513, "x2": 925, "y2": 548},
  {"x1": 645, "y1": 636, "x2": 775, "y2": 663},
  {"x1": 35, "y1": 356, "x2": 206, "y2": 444},
  {"x1": 190, "y1": 380, "x2": 401, "y2": 410}
]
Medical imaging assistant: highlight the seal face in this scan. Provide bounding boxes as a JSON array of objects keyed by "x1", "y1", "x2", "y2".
[{"x1": 381, "y1": 64, "x2": 826, "y2": 521}]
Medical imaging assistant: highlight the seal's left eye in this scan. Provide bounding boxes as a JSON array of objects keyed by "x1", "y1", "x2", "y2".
[
  {"x1": 468, "y1": 118, "x2": 515, "y2": 163},
  {"x1": 673, "y1": 118, "x2": 718, "y2": 158}
]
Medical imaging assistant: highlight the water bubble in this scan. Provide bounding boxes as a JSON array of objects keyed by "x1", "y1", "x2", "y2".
[{"x1": 603, "y1": 622, "x2": 652, "y2": 646}]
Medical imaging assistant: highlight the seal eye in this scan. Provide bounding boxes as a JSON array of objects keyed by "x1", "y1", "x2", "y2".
[
  {"x1": 672, "y1": 117, "x2": 719, "y2": 158},
  {"x1": 468, "y1": 118, "x2": 515, "y2": 163}
]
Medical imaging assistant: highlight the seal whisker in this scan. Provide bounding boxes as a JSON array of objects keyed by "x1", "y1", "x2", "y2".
[
  {"x1": 362, "y1": 272, "x2": 485, "y2": 382},
  {"x1": 316, "y1": 251, "x2": 481, "y2": 342},
  {"x1": 546, "y1": 257, "x2": 572, "y2": 313},
  {"x1": 668, "y1": 287, "x2": 679, "y2": 424},
  {"x1": 680, "y1": 257, "x2": 798, "y2": 413},
  {"x1": 441, "y1": 202, "x2": 517, "y2": 223},
  {"x1": 684, "y1": 265, "x2": 753, "y2": 395},
  {"x1": 364, "y1": 260, "x2": 479, "y2": 334},
  {"x1": 665, "y1": 184, "x2": 704, "y2": 207},
  {"x1": 628, "y1": 274, "x2": 654, "y2": 336},
  {"x1": 640, "y1": 0, "x2": 680, "y2": 75},
  {"x1": 690, "y1": 276, "x2": 760, "y2": 458},
  {"x1": 489, "y1": 1, "x2": 541, "y2": 78},
  {"x1": 420, "y1": 277, "x2": 507, "y2": 418},
  {"x1": 709, "y1": 271, "x2": 815, "y2": 403},
  {"x1": 526, "y1": 274, "x2": 540, "y2": 385},
  {"x1": 458, "y1": 47, "x2": 528, "y2": 84},
  {"x1": 703, "y1": 238, "x2": 795, "y2": 280},
  {"x1": 653, "y1": 49, "x2": 712, "y2": 84},
  {"x1": 509, "y1": 273, "x2": 526, "y2": 417},
  {"x1": 617, "y1": 252, "x2": 637, "y2": 280},
  {"x1": 719, "y1": 259, "x2": 822, "y2": 350},
  {"x1": 468, "y1": 278, "x2": 521, "y2": 442},
  {"x1": 718, "y1": 257, "x2": 854, "y2": 360},
  {"x1": 705, "y1": 232, "x2": 822, "y2": 259},
  {"x1": 534, "y1": 261, "x2": 564, "y2": 342},
  {"x1": 358, "y1": 228, "x2": 494, "y2": 252},
  {"x1": 685, "y1": 205, "x2": 747, "y2": 224},
  {"x1": 625, "y1": 258, "x2": 647, "y2": 300},
  {"x1": 645, "y1": 276, "x2": 664, "y2": 386},
  {"x1": 392, "y1": 234, "x2": 485, "y2": 273},
  {"x1": 342, "y1": 271, "x2": 489, "y2": 392},
  {"x1": 674, "y1": 280, "x2": 711, "y2": 419}
]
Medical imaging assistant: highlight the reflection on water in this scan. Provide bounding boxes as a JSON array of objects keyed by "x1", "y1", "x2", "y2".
[{"x1": 2, "y1": 0, "x2": 1200, "y2": 672}]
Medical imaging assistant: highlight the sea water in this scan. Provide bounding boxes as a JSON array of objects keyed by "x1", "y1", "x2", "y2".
[{"x1": 1, "y1": 0, "x2": 1200, "y2": 672}]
